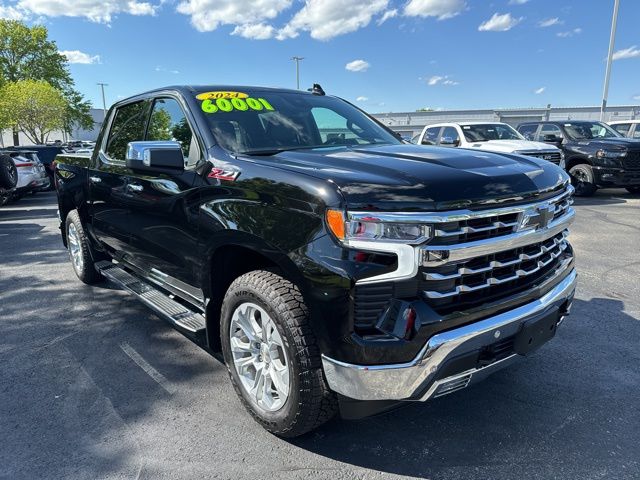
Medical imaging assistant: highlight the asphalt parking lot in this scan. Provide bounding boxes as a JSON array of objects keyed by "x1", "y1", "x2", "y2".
[{"x1": 1, "y1": 190, "x2": 639, "y2": 480}]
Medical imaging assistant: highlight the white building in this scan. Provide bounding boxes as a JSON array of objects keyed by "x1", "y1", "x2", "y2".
[{"x1": 372, "y1": 104, "x2": 640, "y2": 138}]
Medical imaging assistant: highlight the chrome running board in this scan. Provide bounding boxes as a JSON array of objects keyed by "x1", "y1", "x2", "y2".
[{"x1": 96, "y1": 261, "x2": 206, "y2": 335}]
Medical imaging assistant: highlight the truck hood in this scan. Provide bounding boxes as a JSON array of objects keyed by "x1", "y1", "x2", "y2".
[
  {"x1": 246, "y1": 144, "x2": 569, "y2": 211},
  {"x1": 468, "y1": 139, "x2": 558, "y2": 153},
  {"x1": 573, "y1": 137, "x2": 640, "y2": 151}
]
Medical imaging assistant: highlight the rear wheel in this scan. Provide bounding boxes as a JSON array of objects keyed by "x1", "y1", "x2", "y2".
[
  {"x1": 625, "y1": 186, "x2": 640, "y2": 194},
  {"x1": 0, "y1": 154, "x2": 18, "y2": 189},
  {"x1": 221, "y1": 270, "x2": 337, "y2": 437},
  {"x1": 65, "y1": 210, "x2": 103, "y2": 284},
  {"x1": 569, "y1": 163, "x2": 597, "y2": 196}
]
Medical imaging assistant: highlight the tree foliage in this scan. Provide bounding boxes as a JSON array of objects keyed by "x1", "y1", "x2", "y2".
[
  {"x1": 0, "y1": 19, "x2": 94, "y2": 136},
  {"x1": 0, "y1": 80, "x2": 67, "y2": 144}
]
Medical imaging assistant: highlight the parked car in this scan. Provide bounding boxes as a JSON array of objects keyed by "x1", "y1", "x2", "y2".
[
  {"x1": 608, "y1": 120, "x2": 640, "y2": 140},
  {"x1": 0, "y1": 153, "x2": 18, "y2": 205},
  {"x1": 517, "y1": 121, "x2": 640, "y2": 196},
  {"x1": 7, "y1": 150, "x2": 50, "y2": 199},
  {"x1": 55, "y1": 85, "x2": 576, "y2": 437},
  {"x1": 416, "y1": 122, "x2": 563, "y2": 164},
  {"x1": 5, "y1": 145, "x2": 63, "y2": 191}
]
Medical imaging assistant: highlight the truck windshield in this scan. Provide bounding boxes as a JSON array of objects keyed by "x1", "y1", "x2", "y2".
[
  {"x1": 562, "y1": 122, "x2": 622, "y2": 141},
  {"x1": 461, "y1": 124, "x2": 524, "y2": 142},
  {"x1": 195, "y1": 90, "x2": 401, "y2": 155}
]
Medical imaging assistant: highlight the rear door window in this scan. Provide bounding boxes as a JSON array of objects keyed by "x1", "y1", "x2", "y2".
[{"x1": 611, "y1": 123, "x2": 631, "y2": 137}]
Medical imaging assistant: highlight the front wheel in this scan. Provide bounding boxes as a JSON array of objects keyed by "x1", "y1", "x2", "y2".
[
  {"x1": 625, "y1": 186, "x2": 640, "y2": 194},
  {"x1": 65, "y1": 210, "x2": 103, "y2": 284},
  {"x1": 569, "y1": 163, "x2": 597, "y2": 196},
  {"x1": 221, "y1": 270, "x2": 337, "y2": 437}
]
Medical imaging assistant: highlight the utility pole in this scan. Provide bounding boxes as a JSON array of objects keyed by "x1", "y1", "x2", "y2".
[
  {"x1": 291, "y1": 56, "x2": 304, "y2": 90},
  {"x1": 97, "y1": 83, "x2": 108, "y2": 120},
  {"x1": 600, "y1": 0, "x2": 620, "y2": 121}
]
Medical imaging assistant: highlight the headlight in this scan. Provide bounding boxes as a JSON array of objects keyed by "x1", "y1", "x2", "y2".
[
  {"x1": 596, "y1": 149, "x2": 626, "y2": 159},
  {"x1": 326, "y1": 209, "x2": 432, "y2": 245}
]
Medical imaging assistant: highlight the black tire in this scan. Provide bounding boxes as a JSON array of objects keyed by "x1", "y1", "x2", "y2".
[
  {"x1": 625, "y1": 186, "x2": 640, "y2": 194},
  {"x1": 65, "y1": 210, "x2": 103, "y2": 284},
  {"x1": 569, "y1": 163, "x2": 597, "y2": 196},
  {"x1": 221, "y1": 270, "x2": 337, "y2": 437},
  {"x1": 0, "y1": 154, "x2": 18, "y2": 189}
]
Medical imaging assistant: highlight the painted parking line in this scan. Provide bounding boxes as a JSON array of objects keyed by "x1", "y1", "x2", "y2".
[{"x1": 120, "y1": 342, "x2": 177, "y2": 394}]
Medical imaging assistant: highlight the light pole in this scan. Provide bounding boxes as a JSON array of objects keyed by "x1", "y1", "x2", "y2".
[
  {"x1": 600, "y1": 0, "x2": 620, "y2": 121},
  {"x1": 97, "y1": 82, "x2": 108, "y2": 120},
  {"x1": 291, "y1": 56, "x2": 304, "y2": 90}
]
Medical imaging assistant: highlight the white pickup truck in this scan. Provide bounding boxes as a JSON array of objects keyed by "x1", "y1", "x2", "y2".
[{"x1": 416, "y1": 121, "x2": 563, "y2": 164}]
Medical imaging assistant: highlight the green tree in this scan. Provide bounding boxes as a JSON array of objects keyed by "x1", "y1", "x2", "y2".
[
  {"x1": 0, "y1": 19, "x2": 93, "y2": 144},
  {"x1": 0, "y1": 80, "x2": 67, "y2": 144}
]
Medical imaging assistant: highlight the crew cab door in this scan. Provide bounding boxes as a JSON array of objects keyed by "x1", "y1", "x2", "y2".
[
  {"x1": 89, "y1": 100, "x2": 150, "y2": 255},
  {"x1": 123, "y1": 96, "x2": 203, "y2": 294}
]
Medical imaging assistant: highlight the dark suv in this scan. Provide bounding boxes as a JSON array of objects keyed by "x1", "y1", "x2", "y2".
[{"x1": 517, "y1": 120, "x2": 640, "y2": 196}]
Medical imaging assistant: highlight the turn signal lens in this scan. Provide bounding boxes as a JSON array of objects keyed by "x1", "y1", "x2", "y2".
[{"x1": 326, "y1": 209, "x2": 346, "y2": 240}]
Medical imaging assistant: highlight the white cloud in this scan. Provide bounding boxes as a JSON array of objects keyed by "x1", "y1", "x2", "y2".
[
  {"x1": 356, "y1": 96, "x2": 368, "y2": 101},
  {"x1": 155, "y1": 66, "x2": 180, "y2": 74},
  {"x1": 345, "y1": 59, "x2": 370, "y2": 72},
  {"x1": 17, "y1": 0, "x2": 159, "y2": 23},
  {"x1": 612, "y1": 45, "x2": 640, "y2": 61},
  {"x1": 426, "y1": 75, "x2": 458, "y2": 86},
  {"x1": 633, "y1": 95, "x2": 640, "y2": 101},
  {"x1": 377, "y1": 8, "x2": 397, "y2": 25},
  {"x1": 231, "y1": 23, "x2": 276, "y2": 40},
  {"x1": 478, "y1": 12, "x2": 522, "y2": 32},
  {"x1": 59, "y1": 50, "x2": 101, "y2": 64},
  {"x1": 404, "y1": 0, "x2": 466, "y2": 20},
  {"x1": 534, "y1": 87, "x2": 545, "y2": 94},
  {"x1": 176, "y1": 0, "x2": 291, "y2": 33},
  {"x1": 0, "y1": 5, "x2": 27, "y2": 19},
  {"x1": 538, "y1": 17, "x2": 562, "y2": 27},
  {"x1": 557, "y1": 27, "x2": 582, "y2": 37},
  {"x1": 508, "y1": 0, "x2": 529, "y2": 4},
  {"x1": 282, "y1": 0, "x2": 388, "y2": 41}
]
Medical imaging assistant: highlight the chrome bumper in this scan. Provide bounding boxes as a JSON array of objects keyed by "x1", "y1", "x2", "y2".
[{"x1": 322, "y1": 268, "x2": 577, "y2": 402}]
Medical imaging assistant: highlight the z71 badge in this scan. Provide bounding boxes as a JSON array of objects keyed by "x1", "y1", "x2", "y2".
[{"x1": 208, "y1": 167, "x2": 240, "y2": 181}]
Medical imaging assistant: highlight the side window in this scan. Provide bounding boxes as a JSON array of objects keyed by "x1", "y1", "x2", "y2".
[
  {"x1": 518, "y1": 124, "x2": 538, "y2": 141},
  {"x1": 439, "y1": 126, "x2": 460, "y2": 146},
  {"x1": 105, "y1": 101, "x2": 149, "y2": 162},
  {"x1": 633, "y1": 125, "x2": 640, "y2": 139},
  {"x1": 611, "y1": 123, "x2": 631, "y2": 137},
  {"x1": 422, "y1": 127, "x2": 440, "y2": 145},
  {"x1": 539, "y1": 124, "x2": 562, "y2": 140},
  {"x1": 147, "y1": 98, "x2": 200, "y2": 167}
]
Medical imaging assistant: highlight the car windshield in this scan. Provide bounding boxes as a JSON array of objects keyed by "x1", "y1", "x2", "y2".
[
  {"x1": 195, "y1": 89, "x2": 401, "y2": 155},
  {"x1": 562, "y1": 122, "x2": 622, "y2": 140},
  {"x1": 460, "y1": 124, "x2": 524, "y2": 142}
]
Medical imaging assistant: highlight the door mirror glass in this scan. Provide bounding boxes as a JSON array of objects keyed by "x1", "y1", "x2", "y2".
[{"x1": 126, "y1": 141, "x2": 185, "y2": 172}]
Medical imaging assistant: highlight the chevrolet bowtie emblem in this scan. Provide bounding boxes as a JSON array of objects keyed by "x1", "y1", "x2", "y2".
[{"x1": 519, "y1": 203, "x2": 555, "y2": 231}]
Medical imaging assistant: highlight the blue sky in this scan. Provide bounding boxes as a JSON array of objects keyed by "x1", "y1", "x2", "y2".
[{"x1": 2, "y1": 0, "x2": 639, "y2": 112}]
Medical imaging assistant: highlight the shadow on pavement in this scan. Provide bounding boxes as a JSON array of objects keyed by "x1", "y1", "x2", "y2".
[
  {"x1": 572, "y1": 188, "x2": 636, "y2": 207},
  {"x1": 289, "y1": 297, "x2": 640, "y2": 479}
]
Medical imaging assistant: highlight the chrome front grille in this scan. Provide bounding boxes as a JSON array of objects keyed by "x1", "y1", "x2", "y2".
[
  {"x1": 519, "y1": 151, "x2": 562, "y2": 164},
  {"x1": 423, "y1": 231, "x2": 569, "y2": 300},
  {"x1": 431, "y1": 187, "x2": 573, "y2": 245}
]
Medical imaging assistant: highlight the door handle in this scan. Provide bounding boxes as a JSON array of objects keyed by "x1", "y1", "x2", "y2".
[
  {"x1": 127, "y1": 183, "x2": 143, "y2": 192},
  {"x1": 89, "y1": 176, "x2": 102, "y2": 183}
]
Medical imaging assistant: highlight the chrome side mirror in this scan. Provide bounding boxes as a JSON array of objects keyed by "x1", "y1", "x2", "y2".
[{"x1": 126, "y1": 141, "x2": 185, "y2": 171}]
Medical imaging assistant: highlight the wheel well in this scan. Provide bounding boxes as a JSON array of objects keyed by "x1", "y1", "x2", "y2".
[
  {"x1": 565, "y1": 157, "x2": 590, "y2": 172},
  {"x1": 205, "y1": 245, "x2": 282, "y2": 352}
]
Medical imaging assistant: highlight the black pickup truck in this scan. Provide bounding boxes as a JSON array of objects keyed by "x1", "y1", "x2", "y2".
[
  {"x1": 55, "y1": 85, "x2": 577, "y2": 437},
  {"x1": 517, "y1": 120, "x2": 640, "y2": 196}
]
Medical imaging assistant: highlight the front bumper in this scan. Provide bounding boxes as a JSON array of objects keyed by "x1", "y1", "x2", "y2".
[
  {"x1": 592, "y1": 166, "x2": 640, "y2": 187},
  {"x1": 322, "y1": 268, "x2": 577, "y2": 402}
]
